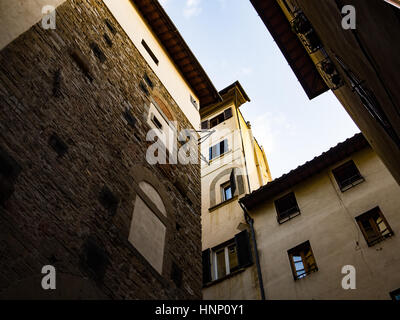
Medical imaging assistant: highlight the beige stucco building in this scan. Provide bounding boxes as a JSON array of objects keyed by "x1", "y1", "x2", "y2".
[
  {"x1": 200, "y1": 81, "x2": 272, "y2": 300},
  {"x1": 238, "y1": 133, "x2": 400, "y2": 300}
]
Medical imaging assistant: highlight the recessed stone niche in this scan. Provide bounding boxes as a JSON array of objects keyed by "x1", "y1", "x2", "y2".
[{"x1": 128, "y1": 196, "x2": 166, "y2": 274}]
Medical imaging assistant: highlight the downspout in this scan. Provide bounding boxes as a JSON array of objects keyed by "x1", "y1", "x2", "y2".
[{"x1": 239, "y1": 201, "x2": 266, "y2": 300}]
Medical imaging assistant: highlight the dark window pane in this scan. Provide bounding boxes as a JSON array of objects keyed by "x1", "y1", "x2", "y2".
[
  {"x1": 356, "y1": 207, "x2": 393, "y2": 246},
  {"x1": 152, "y1": 115, "x2": 163, "y2": 130},
  {"x1": 210, "y1": 117, "x2": 218, "y2": 128},
  {"x1": 288, "y1": 241, "x2": 317, "y2": 280},
  {"x1": 201, "y1": 121, "x2": 209, "y2": 129},
  {"x1": 224, "y1": 108, "x2": 233, "y2": 120},
  {"x1": 333, "y1": 160, "x2": 363, "y2": 190},
  {"x1": 275, "y1": 192, "x2": 299, "y2": 220},
  {"x1": 220, "y1": 139, "x2": 228, "y2": 154}
]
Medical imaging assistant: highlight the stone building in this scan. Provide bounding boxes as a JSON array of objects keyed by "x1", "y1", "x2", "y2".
[
  {"x1": 250, "y1": 0, "x2": 400, "y2": 185},
  {"x1": 200, "y1": 81, "x2": 272, "y2": 300},
  {"x1": 0, "y1": 0, "x2": 220, "y2": 299},
  {"x1": 239, "y1": 133, "x2": 400, "y2": 299}
]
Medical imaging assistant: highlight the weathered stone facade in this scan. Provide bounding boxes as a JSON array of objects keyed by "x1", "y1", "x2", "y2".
[{"x1": 0, "y1": 0, "x2": 202, "y2": 299}]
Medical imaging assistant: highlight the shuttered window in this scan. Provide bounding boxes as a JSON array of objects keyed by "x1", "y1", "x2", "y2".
[
  {"x1": 141, "y1": 39, "x2": 159, "y2": 65},
  {"x1": 209, "y1": 139, "x2": 228, "y2": 160},
  {"x1": 207, "y1": 108, "x2": 233, "y2": 129},
  {"x1": 332, "y1": 160, "x2": 364, "y2": 192},
  {"x1": 201, "y1": 120, "x2": 209, "y2": 130},
  {"x1": 224, "y1": 107, "x2": 233, "y2": 120},
  {"x1": 202, "y1": 230, "x2": 253, "y2": 284},
  {"x1": 356, "y1": 207, "x2": 394, "y2": 247},
  {"x1": 288, "y1": 241, "x2": 318, "y2": 280},
  {"x1": 274, "y1": 192, "x2": 300, "y2": 224}
]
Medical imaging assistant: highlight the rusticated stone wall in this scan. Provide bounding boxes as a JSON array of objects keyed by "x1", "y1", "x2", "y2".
[{"x1": 0, "y1": 0, "x2": 201, "y2": 299}]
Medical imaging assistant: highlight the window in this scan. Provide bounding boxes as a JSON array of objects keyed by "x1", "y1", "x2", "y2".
[
  {"x1": 213, "y1": 242, "x2": 240, "y2": 280},
  {"x1": 151, "y1": 114, "x2": 163, "y2": 130},
  {"x1": 141, "y1": 39, "x2": 159, "y2": 65},
  {"x1": 390, "y1": 288, "x2": 400, "y2": 301},
  {"x1": 221, "y1": 182, "x2": 233, "y2": 202},
  {"x1": 105, "y1": 19, "x2": 117, "y2": 35},
  {"x1": 201, "y1": 120, "x2": 209, "y2": 130},
  {"x1": 210, "y1": 113, "x2": 225, "y2": 128},
  {"x1": 274, "y1": 192, "x2": 300, "y2": 223},
  {"x1": 144, "y1": 73, "x2": 154, "y2": 89},
  {"x1": 202, "y1": 108, "x2": 233, "y2": 129},
  {"x1": 332, "y1": 160, "x2": 364, "y2": 191},
  {"x1": 288, "y1": 241, "x2": 318, "y2": 280},
  {"x1": 190, "y1": 95, "x2": 198, "y2": 110},
  {"x1": 209, "y1": 139, "x2": 228, "y2": 160},
  {"x1": 356, "y1": 207, "x2": 394, "y2": 247},
  {"x1": 202, "y1": 230, "x2": 253, "y2": 284}
]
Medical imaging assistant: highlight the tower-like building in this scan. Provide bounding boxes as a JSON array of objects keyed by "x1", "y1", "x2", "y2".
[
  {"x1": 0, "y1": 0, "x2": 220, "y2": 299},
  {"x1": 200, "y1": 81, "x2": 272, "y2": 299}
]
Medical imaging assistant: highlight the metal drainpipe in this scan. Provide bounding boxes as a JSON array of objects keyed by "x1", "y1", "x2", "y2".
[{"x1": 239, "y1": 201, "x2": 266, "y2": 300}]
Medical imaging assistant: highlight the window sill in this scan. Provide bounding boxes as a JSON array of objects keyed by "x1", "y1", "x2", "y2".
[
  {"x1": 277, "y1": 210, "x2": 301, "y2": 224},
  {"x1": 293, "y1": 266, "x2": 318, "y2": 281},
  {"x1": 209, "y1": 150, "x2": 232, "y2": 163},
  {"x1": 366, "y1": 231, "x2": 395, "y2": 247},
  {"x1": 209, "y1": 195, "x2": 238, "y2": 212},
  {"x1": 203, "y1": 267, "x2": 247, "y2": 288},
  {"x1": 340, "y1": 177, "x2": 365, "y2": 192}
]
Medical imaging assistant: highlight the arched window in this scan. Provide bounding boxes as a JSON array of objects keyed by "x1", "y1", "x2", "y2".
[
  {"x1": 128, "y1": 166, "x2": 172, "y2": 275},
  {"x1": 139, "y1": 181, "x2": 167, "y2": 216}
]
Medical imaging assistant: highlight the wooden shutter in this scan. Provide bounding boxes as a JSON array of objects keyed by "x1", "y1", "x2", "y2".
[
  {"x1": 202, "y1": 249, "x2": 212, "y2": 284},
  {"x1": 235, "y1": 230, "x2": 253, "y2": 268},
  {"x1": 201, "y1": 120, "x2": 209, "y2": 130},
  {"x1": 224, "y1": 108, "x2": 233, "y2": 120}
]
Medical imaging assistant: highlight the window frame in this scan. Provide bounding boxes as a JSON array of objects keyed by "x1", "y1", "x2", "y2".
[
  {"x1": 288, "y1": 241, "x2": 318, "y2": 281},
  {"x1": 274, "y1": 192, "x2": 301, "y2": 224},
  {"x1": 151, "y1": 114, "x2": 163, "y2": 130},
  {"x1": 332, "y1": 160, "x2": 364, "y2": 192},
  {"x1": 356, "y1": 207, "x2": 394, "y2": 247},
  {"x1": 141, "y1": 39, "x2": 159, "y2": 65},
  {"x1": 209, "y1": 139, "x2": 229, "y2": 161},
  {"x1": 221, "y1": 182, "x2": 233, "y2": 202},
  {"x1": 212, "y1": 241, "x2": 240, "y2": 281},
  {"x1": 208, "y1": 108, "x2": 233, "y2": 129}
]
